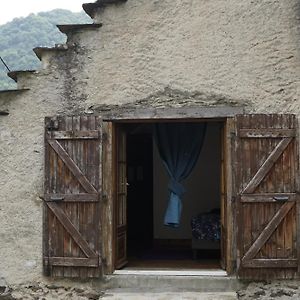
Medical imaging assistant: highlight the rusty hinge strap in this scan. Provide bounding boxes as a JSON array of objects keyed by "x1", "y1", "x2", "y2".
[{"x1": 102, "y1": 132, "x2": 108, "y2": 142}]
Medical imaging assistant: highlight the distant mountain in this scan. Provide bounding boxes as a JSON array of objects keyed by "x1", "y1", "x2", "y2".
[{"x1": 0, "y1": 9, "x2": 91, "y2": 90}]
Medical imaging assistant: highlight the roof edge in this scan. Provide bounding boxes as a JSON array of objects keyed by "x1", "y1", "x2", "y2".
[
  {"x1": 0, "y1": 88, "x2": 30, "y2": 95},
  {"x1": 57, "y1": 23, "x2": 102, "y2": 34},
  {"x1": 82, "y1": 0, "x2": 127, "y2": 18},
  {"x1": 33, "y1": 45, "x2": 68, "y2": 61},
  {"x1": 7, "y1": 70, "x2": 36, "y2": 82}
]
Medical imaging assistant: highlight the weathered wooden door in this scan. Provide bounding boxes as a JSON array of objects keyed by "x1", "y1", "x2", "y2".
[
  {"x1": 44, "y1": 116, "x2": 102, "y2": 278},
  {"x1": 115, "y1": 126, "x2": 128, "y2": 268},
  {"x1": 220, "y1": 123, "x2": 227, "y2": 270},
  {"x1": 234, "y1": 114, "x2": 299, "y2": 279}
]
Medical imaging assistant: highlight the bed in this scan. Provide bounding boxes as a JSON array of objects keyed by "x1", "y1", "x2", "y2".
[{"x1": 190, "y1": 209, "x2": 221, "y2": 259}]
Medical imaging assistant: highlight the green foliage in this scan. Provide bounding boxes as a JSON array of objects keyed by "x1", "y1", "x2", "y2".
[{"x1": 0, "y1": 9, "x2": 90, "y2": 90}]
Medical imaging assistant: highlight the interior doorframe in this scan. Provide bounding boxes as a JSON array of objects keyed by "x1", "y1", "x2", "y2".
[{"x1": 101, "y1": 106, "x2": 243, "y2": 275}]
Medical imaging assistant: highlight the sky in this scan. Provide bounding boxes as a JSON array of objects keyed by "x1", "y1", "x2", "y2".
[{"x1": 0, "y1": 0, "x2": 86, "y2": 25}]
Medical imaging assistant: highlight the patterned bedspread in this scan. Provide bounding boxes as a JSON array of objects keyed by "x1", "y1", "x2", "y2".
[{"x1": 191, "y1": 210, "x2": 220, "y2": 241}]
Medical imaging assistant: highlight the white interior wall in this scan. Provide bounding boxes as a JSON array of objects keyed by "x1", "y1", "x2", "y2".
[{"x1": 153, "y1": 122, "x2": 222, "y2": 239}]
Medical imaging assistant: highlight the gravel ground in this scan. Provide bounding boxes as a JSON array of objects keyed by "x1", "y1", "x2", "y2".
[{"x1": 1, "y1": 280, "x2": 300, "y2": 299}]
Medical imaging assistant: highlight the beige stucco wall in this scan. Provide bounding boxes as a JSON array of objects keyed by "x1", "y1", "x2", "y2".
[
  {"x1": 0, "y1": 71, "x2": 68, "y2": 284},
  {"x1": 77, "y1": 0, "x2": 300, "y2": 113},
  {"x1": 0, "y1": 0, "x2": 300, "y2": 284}
]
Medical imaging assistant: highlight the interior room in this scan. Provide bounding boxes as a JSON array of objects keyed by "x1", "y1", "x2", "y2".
[{"x1": 123, "y1": 121, "x2": 223, "y2": 270}]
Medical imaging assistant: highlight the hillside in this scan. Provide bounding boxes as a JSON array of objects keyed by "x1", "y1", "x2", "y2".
[{"x1": 0, "y1": 9, "x2": 91, "y2": 90}]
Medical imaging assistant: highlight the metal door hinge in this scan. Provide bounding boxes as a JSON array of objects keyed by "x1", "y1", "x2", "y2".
[
  {"x1": 102, "y1": 132, "x2": 108, "y2": 142},
  {"x1": 101, "y1": 257, "x2": 107, "y2": 267},
  {"x1": 50, "y1": 196, "x2": 64, "y2": 202},
  {"x1": 102, "y1": 192, "x2": 108, "y2": 203},
  {"x1": 47, "y1": 118, "x2": 59, "y2": 131}
]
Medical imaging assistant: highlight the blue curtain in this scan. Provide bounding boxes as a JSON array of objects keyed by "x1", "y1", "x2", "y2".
[{"x1": 155, "y1": 123, "x2": 207, "y2": 227}]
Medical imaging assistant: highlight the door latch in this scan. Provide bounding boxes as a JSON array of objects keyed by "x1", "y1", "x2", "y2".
[
  {"x1": 273, "y1": 196, "x2": 289, "y2": 202},
  {"x1": 50, "y1": 196, "x2": 64, "y2": 202}
]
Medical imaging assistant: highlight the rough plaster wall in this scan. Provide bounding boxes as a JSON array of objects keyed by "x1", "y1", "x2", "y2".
[
  {"x1": 0, "y1": 52, "x2": 84, "y2": 284},
  {"x1": 1, "y1": 0, "x2": 300, "y2": 285},
  {"x1": 67, "y1": 0, "x2": 300, "y2": 114}
]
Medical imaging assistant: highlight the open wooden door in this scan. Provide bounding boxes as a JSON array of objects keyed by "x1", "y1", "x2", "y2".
[
  {"x1": 43, "y1": 116, "x2": 102, "y2": 278},
  {"x1": 220, "y1": 123, "x2": 227, "y2": 270},
  {"x1": 115, "y1": 126, "x2": 128, "y2": 268},
  {"x1": 234, "y1": 114, "x2": 299, "y2": 279}
]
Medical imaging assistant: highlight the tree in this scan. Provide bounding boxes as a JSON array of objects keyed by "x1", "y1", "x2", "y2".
[{"x1": 0, "y1": 9, "x2": 90, "y2": 89}]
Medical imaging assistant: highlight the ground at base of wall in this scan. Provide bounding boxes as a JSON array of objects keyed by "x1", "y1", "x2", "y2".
[
  {"x1": 1, "y1": 280, "x2": 300, "y2": 300},
  {"x1": 0, "y1": 283, "x2": 104, "y2": 300},
  {"x1": 237, "y1": 281, "x2": 300, "y2": 300}
]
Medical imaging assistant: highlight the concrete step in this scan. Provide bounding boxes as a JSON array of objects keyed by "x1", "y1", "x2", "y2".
[
  {"x1": 102, "y1": 274, "x2": 243, "y2": 293},
  {"x1": 102, "y1": 290, "x2": 238, "y2": 300}
]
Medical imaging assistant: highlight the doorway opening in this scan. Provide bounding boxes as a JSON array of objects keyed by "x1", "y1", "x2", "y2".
[{"x1": 115, "y1": 120, "x2": 226, "y2": 271}]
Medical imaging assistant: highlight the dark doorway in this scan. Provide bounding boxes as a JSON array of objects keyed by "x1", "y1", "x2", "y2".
[
  {"x1": 127, "y1": 133, "x2": 153, "y2": 257},
  {"x1": 116, "y1": 122, "x2": 225, "y2": 271}
]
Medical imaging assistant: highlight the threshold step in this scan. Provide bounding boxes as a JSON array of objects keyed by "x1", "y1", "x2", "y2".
[
  {"x1": 102, "y1": 291, "x2": 237, "y2": 300},
  {"x1": 114, "y1": 269, "x2": 227, "y2": 276},
  {"x1": 102, "y1": 274, "x2": 242, "y2": 292}
]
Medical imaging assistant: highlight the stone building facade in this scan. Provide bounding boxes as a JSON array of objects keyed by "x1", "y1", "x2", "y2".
[{"x1": 1, "y1": 0, "x2": 300, "y2": 284}]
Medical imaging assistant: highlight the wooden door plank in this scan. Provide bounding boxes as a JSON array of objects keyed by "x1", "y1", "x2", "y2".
[
  {"x1": 44, "y1": 193, "x2": 98, "y2": 202},
  {"x1": 102, "y1": 121, "x2": 115, "y2": 274},
  {"x1": 239, "y1": 128, "x2": 295, "y2": 138},
  {"x1": 63, "y1": 116, "x2": 74, "y2": 278},
  {"x1": 54, "y1": 116, "x2": 66, "y2": 277},
  {"x1": 115, "y1": 127, "x2": 128, "y2": 269},
  {"x1": 44, "y1": 116, "x2": 102, "y2": 278},
  {"x1": 47, "y1": 130, "x2": 100, "y2": 140},
  {"x1": 47, "y1": 202, "x2": 97, "y2": 258},
  {"x1": 297, "y1": 198, "x2": 300, "y2": 273},
  {"x1": 242, "y1": 201, "x2": 294, "y2": 262},
  {"x1": 74, "y1": 116, "x2": 86, "y2": 278},
  {"x1": 43, "y1": 119, "x2": 51, "y2": 276},
  {"x1": 45, "y1": 257, "x2": 99, "y2": 267},
  {"x1": 235, "y1": 114, "x2": 298, "y2": 279},
  {"x1": 241, "y1": 193, "x2": 296, "y2": 203},
  {"x1": 294, "y1": 117, "x2": 300, "y2": 274},
  {"x1": 242, "y1": 258, "x2": 297, "y2": 268},
  {"x1": 243, "y1": 137, "x2": 292, "y2": 194},
  {"x1": 225, "y1": 118, "x2": 235, "y2": 274},
  {"x1": 48, "y1": 139, "x2": 98, "y2": 194},
  {"x1": 83, "y1": 115, "x2": 99, "y2": 278}
]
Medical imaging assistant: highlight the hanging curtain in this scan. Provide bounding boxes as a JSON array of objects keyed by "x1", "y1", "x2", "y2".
[{"x1": 155, "y1": 122, "x2": 207, "y2": 227}]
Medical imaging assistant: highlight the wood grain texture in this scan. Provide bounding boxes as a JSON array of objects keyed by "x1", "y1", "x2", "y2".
[
  {"x1": 43, "y1": 116, "x2": 102, "y2": 278},
  {"x1": 241, "y1": 193, "x2": 296, "y2": 203},
  {"x1": 242, "y1": 138, "x2": 292, "y2": 194},
  {"x1": 242, "y1": 202, "x2": 294, "y2": 262},
  {"x1": 47, "y1": 130, "x2": 100, "y2": 140},
  {"x1": 48, "y1": 139, "x2": 98, "y2": 194},
  {"x1": 102, "y1": 122, "x2": 115, "y2": 274},
  {"x1": 234, "y1": 114, "x2": 298, "y2": 280},
  {"x1": 239, "y1": 128, "x2": 295, "y2": 138},
  {"x1": 44, "y1": 194, "x2": 98, "y2": 202},
  {"x1": 242, "y1": 259, "x2": 297, "y2": 268},
  {"x1": 45, "y1": 257, "x2": 99, "y2": 267},
  {"x1": 115, "y1": 126, "x2": 128, "y2": 269},
  {"x1": 47, "y1": 202, "x2": 97, "y2": 258},
  {"x1": 225, "y1": 118, "x2": 235, "y2": 274}
]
